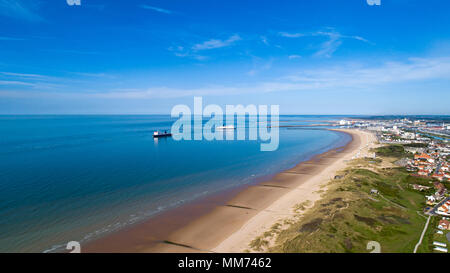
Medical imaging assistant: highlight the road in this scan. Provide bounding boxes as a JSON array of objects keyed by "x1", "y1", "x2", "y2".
[
  {"x1": 434, "y1": 161, "x2": 442, "y2": 175},
  {"x1": 430, "y1": 196, "x2": 450, "y2": 216},
  {"x1": 413, "y1": 215, "x2": 431, "y2": 253}
]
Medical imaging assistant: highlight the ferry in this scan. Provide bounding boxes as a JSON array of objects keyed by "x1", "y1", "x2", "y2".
[
  {"x1": 217, "y1": 125, "x2": 236, "y2": 130},
  {"x1": 153, "y1": 130, "x2": 172, "y2": 138}
]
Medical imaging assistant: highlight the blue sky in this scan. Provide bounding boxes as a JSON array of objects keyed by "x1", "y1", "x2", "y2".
[{"x1": 0, "y1": 0, "x2": 449, "y2": 114}]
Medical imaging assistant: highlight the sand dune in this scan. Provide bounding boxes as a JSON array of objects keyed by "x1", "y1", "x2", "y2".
[{"x1": 213, "y1": 129, "x2": 376, "y2": 252}]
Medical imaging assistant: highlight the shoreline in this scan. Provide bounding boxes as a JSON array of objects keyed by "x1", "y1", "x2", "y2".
[
  {"x1": 84, "y1": 129, "x2": 372, "y2": 253},
  {"x1": 214, "y1": 129, "x2": 376, "y2": 252}
]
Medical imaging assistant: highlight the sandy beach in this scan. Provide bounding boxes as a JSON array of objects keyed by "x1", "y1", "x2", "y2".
[
  {"x1": 84, "y1": 129, "x2": 377, "y2": 253},
  {"x1": 213, "y1": 129, "x2": 377, "y2": 252}
]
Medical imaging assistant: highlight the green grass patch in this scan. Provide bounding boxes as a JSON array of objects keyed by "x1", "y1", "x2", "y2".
[
  {"x1": 266, "y1": 155, "x2": 431, "y2": 253},
  {"x1": 375, "y1": 145, "x2": 411, "y2": 158}
]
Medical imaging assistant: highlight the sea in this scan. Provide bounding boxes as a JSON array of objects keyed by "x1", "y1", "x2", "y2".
[{"x1": 0, "y1": 115, "x2": 351, "y2": 252}]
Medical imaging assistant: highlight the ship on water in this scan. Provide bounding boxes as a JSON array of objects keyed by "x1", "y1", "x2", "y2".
[
  {"x1": 217, "y1": 125, "x2": 236, "y2": 130},
  {"x1": 153, "y1": 130, "x2": 172, "y2": 138}
]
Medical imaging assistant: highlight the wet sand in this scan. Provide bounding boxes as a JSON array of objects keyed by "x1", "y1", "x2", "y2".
[{"x1": 84, "y1": 129, "x2": 375, "y2": 253}]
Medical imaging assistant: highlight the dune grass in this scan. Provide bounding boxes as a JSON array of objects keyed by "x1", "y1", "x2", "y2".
[{"x1": 251, "y1": 149, "x2": 436, "y2": 253}]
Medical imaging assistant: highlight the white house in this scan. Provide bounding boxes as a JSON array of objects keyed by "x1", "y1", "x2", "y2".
[
  {"x1": 433, "y1": 247, "x2": 448, "y2": 253},
  {"x1": 433, "y1": 241, "x2": 447, "y2": 248}
]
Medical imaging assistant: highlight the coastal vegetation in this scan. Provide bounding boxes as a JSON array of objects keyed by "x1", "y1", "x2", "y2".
[
  {"x1": 374, "y1": 144, "x2": 410, "y2": 158},
  {"x1": 248, "y1": 146, "x2": 436, "y2": 253},
  {"x1": 402, "y1": 143, "x2": 428, "y2": 148}
]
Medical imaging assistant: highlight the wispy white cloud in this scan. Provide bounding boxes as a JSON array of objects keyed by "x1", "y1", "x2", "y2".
[
  {"x1": 4, "y1": 57, "x2": 449, "y2": 99},
  {"x1": 0, "y1": 72, "x2": 51, "y2": 88},
  {"x1": 69, "y1": 72, "x2": 114, "y2": 78},
  {"x1": 282, "y1": 57, "x2": 450, "y2": 87},
  {"x1": 288, "y1": 55, "x2": 301, "y2": 60},
  {"x1": 0, "y1": 70, "x2": 109, "y2": 90},
  {"x1": 168, "y1": 46, "x2": 208, "y2": 61},
  {"x1": 0, "y1": 80, "x2": 66, "y2": 90},
  {"x1": 169, "y1": 34, "x2": 241, "y2": 60},
  {"x1": 192, "y1": 34, "x2": 241, "y2": 51},
  {"x1": 279, "y1": 29, "x2": 370, "y2": 58},
  {"x1": 313, "y1": 31, "x2": 371, "y2": 57},
  {"x1": 139, "y1": 5, "x2": 172, "y2": 14},
  {"x1": 0, "y1": 80, "x2": 35, "y2": 86},
  {"x1": 0, "y1": 0, "x2": 43, "y2": 22},
  {"x1": 314, "y1": 32, "x2": 343, "y2": 58},
  {"x1": 279, "y1": 32, "x2": 305, "y2": 38},
  {"x1": 0, "y1": 71, "x2": 46, "y2": 78},
  {"x1": 351, "y1": 35, "x2": 370, "y2": 43},
  {"x1": 101, "y1": 57, "x2": 450, "y2": 96}
]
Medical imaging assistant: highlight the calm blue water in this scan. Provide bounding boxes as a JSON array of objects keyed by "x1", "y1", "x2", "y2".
[{"x1": 0, "y1": 115, "x2": 350, "y2": 252}]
